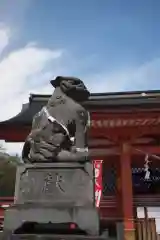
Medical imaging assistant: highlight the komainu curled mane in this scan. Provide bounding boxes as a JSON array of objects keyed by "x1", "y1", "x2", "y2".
[{"x1": 22, "y1": 76, "x2": 91, "y2": 163}]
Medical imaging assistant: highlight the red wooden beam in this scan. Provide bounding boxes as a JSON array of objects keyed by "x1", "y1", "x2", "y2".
[
  {"x1": 117, "y1": 143, "x2": 135, "y2": 237},
  {"x1": 0, "y1": 126, "x2": 29, "y2": 142},
  {"x1": 91, "y1": 146, "x2": 160, "y2": 156},
  {"x1": 89, "y1": 147, "x2": 120, "y2": 156},
  {"x1": 131, "y1": 146, "x2": 160, "y2": 155},
  {"x1": 91, "y1": 111, "x2": 160, "y2": 121}
]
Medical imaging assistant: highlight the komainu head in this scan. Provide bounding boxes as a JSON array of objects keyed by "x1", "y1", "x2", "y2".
[{"x1": 50, "y1": 76, "x2": 90, "y2": 102}]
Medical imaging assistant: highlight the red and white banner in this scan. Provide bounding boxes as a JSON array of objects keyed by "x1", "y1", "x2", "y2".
[{"x1": 93, "y1": 160, "x2": 103, "y2": 207}]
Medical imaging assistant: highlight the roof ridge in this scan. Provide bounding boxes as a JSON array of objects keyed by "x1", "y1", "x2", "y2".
[{"x1": 29, "y1": 90, "x2": 160, "y2": 103}]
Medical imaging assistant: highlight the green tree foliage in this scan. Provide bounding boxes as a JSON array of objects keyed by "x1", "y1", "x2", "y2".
[{"x1": 0, "y1": 145, "x2": 22, "y2": 197}]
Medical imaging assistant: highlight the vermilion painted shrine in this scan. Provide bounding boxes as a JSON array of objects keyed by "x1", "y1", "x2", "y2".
[{"x1": 1, "y1": 89, "x2": 160, "y2": 239}]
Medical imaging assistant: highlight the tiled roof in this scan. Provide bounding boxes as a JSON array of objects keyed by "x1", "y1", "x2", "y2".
[{"x1": 1, "y1": 89, "x2": 160, "y2": 126}]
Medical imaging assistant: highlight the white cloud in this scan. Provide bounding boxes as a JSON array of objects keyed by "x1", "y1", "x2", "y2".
[
  {"x1": 0, "y1": 25, "x2": 63, "y2": 155},
  {"x1": 0, "y1": 26, "x2": 63, "y2": 122},
  {"x1": 0, "y1": 45, "x2": 61, "y2": 102}
]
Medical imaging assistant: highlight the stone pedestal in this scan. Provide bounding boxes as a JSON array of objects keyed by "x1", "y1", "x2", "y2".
[{"x1": 3, "y1": 162, "x2": 99, "y2": 236}]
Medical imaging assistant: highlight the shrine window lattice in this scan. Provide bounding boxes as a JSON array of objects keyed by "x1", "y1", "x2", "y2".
[
  {"x1": 102, "y1": 164, "x2": 117, "y2": 196},
  {"x1": 102, "y1": 165, "x2": 160, "y2": 196}
]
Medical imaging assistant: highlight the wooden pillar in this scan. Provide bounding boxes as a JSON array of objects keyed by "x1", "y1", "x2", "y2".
[{"x1": 118, "y1": 142, "x2": 135, "y2": 240}]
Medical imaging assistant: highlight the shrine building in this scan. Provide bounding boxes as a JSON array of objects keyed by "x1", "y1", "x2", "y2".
[{"x1": 1, "y1": 90, "x2": 160, "y2": 239}]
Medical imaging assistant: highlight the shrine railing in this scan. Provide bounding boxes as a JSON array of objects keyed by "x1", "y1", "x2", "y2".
[{"x1": 101, "y1": 195, "x2": 160, "y2": 208}]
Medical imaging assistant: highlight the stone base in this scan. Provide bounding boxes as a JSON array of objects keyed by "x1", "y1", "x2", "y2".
[
  {"x1": 3, "y1": 162, "x2": 99, "y2": 236},
  {"x1": 0, "y1": 233, "x2": 106, "y2": 240},
  {"x1": 14, "y1": 162, "x2": 95, "y2": 207},
  {"x1": 3, "y1": 205, "x2": 99, "y2": 236}
]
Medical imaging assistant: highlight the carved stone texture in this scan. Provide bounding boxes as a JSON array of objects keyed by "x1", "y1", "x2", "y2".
[
  {"x1": 22, "y1": 76, "x2": 91, "y2": 163},
  {"x1": 3, "y1": 163, "x2": 99, "y2": 236},
  {"x1": 14, "y1": 162, "x2": 95, "y2": 207}
]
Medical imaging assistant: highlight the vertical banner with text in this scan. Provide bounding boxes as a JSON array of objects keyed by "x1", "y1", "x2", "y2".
[{"x1": 93, "y1": 160, "x2": 103, "y2": 207}]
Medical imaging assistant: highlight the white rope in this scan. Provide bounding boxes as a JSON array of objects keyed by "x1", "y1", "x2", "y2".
[
  {"x1": 144, "y1": 154, "x2": 150, "y2": 180},
  {"x1": 134, "y1": 147, "x2": 160, "y2": 180},
  {"x1": 135, "y1": 148, "x2": 160, "y2": 160},
  {"x1": 43, "y1": 107, "x2": 70, "y2": 137}
]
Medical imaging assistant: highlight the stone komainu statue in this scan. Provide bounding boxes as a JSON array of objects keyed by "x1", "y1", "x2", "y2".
[
  {"x1": 2, "y1": 77, "x2": 100, "y2": 237},
  {"x1": 22, "y1": 76, "x2": 91, "y2": 163}
]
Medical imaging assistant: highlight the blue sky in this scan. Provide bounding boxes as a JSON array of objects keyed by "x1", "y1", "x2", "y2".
[
  {"x1": 0, "y1": 0, "x2": 160, "y2": 153},
  {"x1": 1, "y1": 0, "x2": 160, "y2": 97},
  {"x1": 7, "y1": 0, "x2": 160, "y2": 74},
  {"x1": 26, "y1": 0, "x2": 160, "y2": 67}
]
